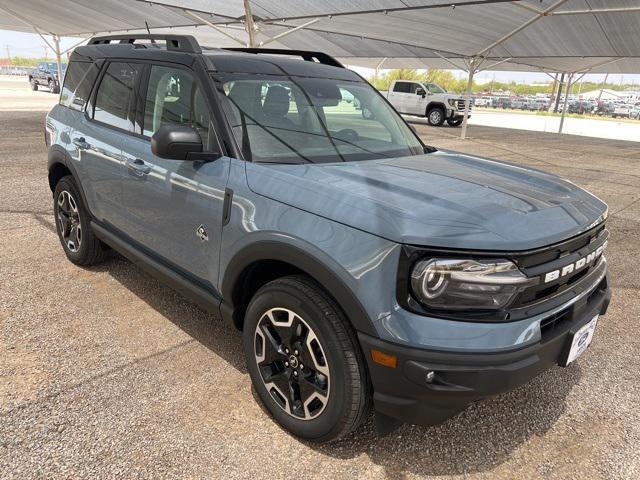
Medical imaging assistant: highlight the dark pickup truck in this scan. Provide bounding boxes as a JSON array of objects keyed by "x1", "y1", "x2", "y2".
[{"x1": 28, "y1": 62, "x2": 66, "y2": 94}]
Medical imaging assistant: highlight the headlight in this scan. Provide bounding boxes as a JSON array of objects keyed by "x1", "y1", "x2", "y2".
[
  {"x1": 447, "y1": 99, "x2": 457, "y2": 107},
  {"x1": 410, "y1": 258, "x2": 538, "y2": 310}
]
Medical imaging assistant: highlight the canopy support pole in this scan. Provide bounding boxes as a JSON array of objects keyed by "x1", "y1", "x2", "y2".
[
  {"x1": 461, "y1": 58, "x2": 477, "y2": 140},
  {"x1": 558, "y1": 73, "x2": 573, "y2": 134},
  {"x1": 259, "y1": 18, "x2": 320, "y2": 46},
  {"x1": 53, "y1": 35, "x2": 63, "y2": 89},
  {"x1": 243, "y1": 0, "x2": 257, "y2": 47}
]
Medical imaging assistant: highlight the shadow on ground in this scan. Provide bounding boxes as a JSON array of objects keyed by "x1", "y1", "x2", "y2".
[{"x1": 94, "y1": 246, "x2": 580, "y2": 477}]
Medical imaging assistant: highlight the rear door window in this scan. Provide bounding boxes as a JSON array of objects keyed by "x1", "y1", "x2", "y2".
[
  {"x1": 393, "y1": 82, "x2": 411, "y2": 93},
  {"x1": 93, "y1": 62, "x2": 141, "y2": 131},
  {"x1": 60, "y1": 61, "x2": 101, "y2": 111}
]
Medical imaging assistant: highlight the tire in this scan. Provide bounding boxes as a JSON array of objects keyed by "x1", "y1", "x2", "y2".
[
  {"x1": 361, "y1": 106, "x2": 374, "y2": 120},
  {"x1": 243, "y1": 275, "x2": 370, "y2": 442},
  {"x1": 53, "y1": 175, "x2": 107, "y2": 266},
  {"x1": 30, "y1": 79, "x2": 38, "y2": 91},
  {"x1": 427, "y1": 107, "x2": 445, "y2": 126},
  {"x1": 447, "y1": 117, "x2": 463, "y2": 127},
  {"x1": 48, "y1": 79, "x2": 59, "y2": 94}
]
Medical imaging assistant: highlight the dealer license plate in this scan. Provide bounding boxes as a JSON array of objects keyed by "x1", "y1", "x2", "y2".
[{"x1": 564, "y1": 315, "x2": 599, "y2": 366}]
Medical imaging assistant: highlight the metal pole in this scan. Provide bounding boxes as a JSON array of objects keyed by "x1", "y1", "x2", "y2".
[
  {"x1": 554, "y1": 73, "x2": 565, "y2": 112},
  {"x1": 548, "y1": 73, "x2": 558, "y2": 110},
  {"x1": 461, "y1": 59, "x2": 476, "y2": 140},
  {"x1": 597, "y1": 73, "x2": 609, "y2": 101},
  {"x1": 53, "y1": 35, "x2": 63, "y2": 93},
  {"x1": 243, "y1": 0, "x2": 257, "y2": 47},
  {"x1": 558, "y1": 73, "x2": 573, "y2": 134}
]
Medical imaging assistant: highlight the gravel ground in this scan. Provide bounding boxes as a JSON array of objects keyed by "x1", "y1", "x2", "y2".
[{"x1": 1, "y1": 89, "x2": 639, "y2": 478}]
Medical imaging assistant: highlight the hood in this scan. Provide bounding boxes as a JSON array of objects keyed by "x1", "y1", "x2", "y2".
[{"x1": 245, "y1": 151, "x2": 607, "y2": 251}]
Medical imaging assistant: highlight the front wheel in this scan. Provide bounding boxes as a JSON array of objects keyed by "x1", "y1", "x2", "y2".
[
  {"x1": 447, "y1": 117, "x2": 463, "y2": 127},
  {"x1": 30, "y1": 79, "x2": 38, "y2": 91},
  {"x1": 243, "y1": 275, "x2": 370, "y2": 442},
  {"x1": 427, "y1": 107, "x2": 445, "y2": 126},
  {"x1": 48, "y1": 79, "x2": 59, "y2": 94}
]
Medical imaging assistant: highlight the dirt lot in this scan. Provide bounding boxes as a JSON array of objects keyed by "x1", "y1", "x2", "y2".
[{"x1": 1, "y1": 83, "x2": 639, "y2": 479}]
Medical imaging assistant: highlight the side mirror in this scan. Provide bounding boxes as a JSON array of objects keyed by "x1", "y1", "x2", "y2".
[
  {"x1": 151, "y1": 124, "x2": 210, "y2": 160},
  {"x1": 416, "y1": 87, "x2": 426, "y2": 97}
]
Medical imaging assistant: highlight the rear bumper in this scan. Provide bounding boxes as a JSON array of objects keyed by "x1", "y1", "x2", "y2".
[{"x1": 358, "y1": 274, "x2": 611, "y2": 427}]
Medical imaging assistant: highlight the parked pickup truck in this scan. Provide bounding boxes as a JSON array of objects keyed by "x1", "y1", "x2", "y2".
[
  {"x1": 28, "y1": 62, "x2": 66, "y2": 94},
  {"x1": 383, "y1": 80, "x2": 470, "y2": 127}
]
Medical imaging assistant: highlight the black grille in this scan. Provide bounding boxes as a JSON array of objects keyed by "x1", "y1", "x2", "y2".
[
  {"x1": 513, "y1": 226, "x2": 608, "y2": 308},
  {"x1": 539, "y1": 308, "x2": 572, "y2": 339}
]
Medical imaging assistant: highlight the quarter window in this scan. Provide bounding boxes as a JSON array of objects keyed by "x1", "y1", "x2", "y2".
[
  {"x1": 60, "y1": 60, "x2": 101, "y2": 111},
  {"x1": 93, "y1": 62, "x2": 141, "y2": 131},
  {"x1": 143, "y1": 65, "x2": 210, "y2": 144}
]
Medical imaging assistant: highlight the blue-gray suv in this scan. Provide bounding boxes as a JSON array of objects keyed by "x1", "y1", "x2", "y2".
[{"x1": 46, "y1": 35, "x2": 611, "y2": 442}]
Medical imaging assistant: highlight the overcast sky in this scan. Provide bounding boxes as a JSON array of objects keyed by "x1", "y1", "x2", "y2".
[{"x1": 2, "y1": 29, "x2": 638, "y2": 86}]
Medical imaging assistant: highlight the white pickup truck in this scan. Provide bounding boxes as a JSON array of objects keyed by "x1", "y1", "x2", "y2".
[{"x1": 382, "y1": 80, "x2": 470, "y2": 127}]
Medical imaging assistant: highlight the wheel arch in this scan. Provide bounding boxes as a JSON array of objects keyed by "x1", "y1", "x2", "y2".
[
  {"x1": 48, "y1": 147, "x2": 93, "y2": 217},
  {"x1": 220, "y1": 239, "x2": 376, "y2": 336},
  {"x1": 426, "y1": 102, "x2": 446, "y2": 114}
]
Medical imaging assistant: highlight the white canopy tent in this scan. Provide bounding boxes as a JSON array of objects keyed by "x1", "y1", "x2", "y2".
[{"x1": 1, "y1": 0, "x2": 639, "y2": 137}]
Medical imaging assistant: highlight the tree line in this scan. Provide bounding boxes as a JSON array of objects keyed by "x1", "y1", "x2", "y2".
[{"x1": 367, "y1": 68, "x2": 638, "y2": 95}]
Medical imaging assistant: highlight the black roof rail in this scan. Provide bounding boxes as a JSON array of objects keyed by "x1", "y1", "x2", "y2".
[
  {"x1": 222, "y1": 48, "x2": 344, "y2": 68},
  {"x1": 88, "y1": 34, "x2": 201, "y2": 54}
]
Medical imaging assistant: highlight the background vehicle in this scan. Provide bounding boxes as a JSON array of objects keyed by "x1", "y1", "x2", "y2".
[
  {"x1": 612, "y1": 102, "x2": 632, "y2": 118},
  {"x1": 46, "y1": 34, "x2": 611, "y2": 443},
  {"x1": 28, "y1": 61, "x2": 67, "y2": 93},
  {"x1": 384, "y1": 80, "x2": 470, "y2": 127}
]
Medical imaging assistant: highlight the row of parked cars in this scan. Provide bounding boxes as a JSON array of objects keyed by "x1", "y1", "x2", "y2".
[{"x1": 474, "y1": 95, "x2": 640, "y2": 119}]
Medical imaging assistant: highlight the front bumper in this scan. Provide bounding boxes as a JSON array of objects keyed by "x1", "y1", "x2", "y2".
[{"x1": 359, "y1": 273, "x2": 611, "y2": 427}]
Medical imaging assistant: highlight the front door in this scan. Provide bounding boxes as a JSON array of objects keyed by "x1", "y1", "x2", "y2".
[{"x1": 119, "y1": 63, "x2": 229, "y2": 288}]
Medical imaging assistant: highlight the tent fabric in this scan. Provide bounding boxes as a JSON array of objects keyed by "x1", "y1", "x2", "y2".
[{"x1": 0, "y1": 0, "x2": 639, "y2": 73}]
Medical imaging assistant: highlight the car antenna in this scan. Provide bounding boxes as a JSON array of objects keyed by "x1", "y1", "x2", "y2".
[{"x1": 145, "y1": 21, "x2": 156, "y2": 43}]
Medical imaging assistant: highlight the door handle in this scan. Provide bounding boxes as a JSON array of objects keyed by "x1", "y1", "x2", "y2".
[
  {"x1": 72, "y1": 137, "x2": 90, "y2": 149},
  {"x1": 127, "y1": 158, "x2": 151, "y2": 176}
]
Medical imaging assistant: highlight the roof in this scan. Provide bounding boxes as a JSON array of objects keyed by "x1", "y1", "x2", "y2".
[{"x1": 1, "y1": 0, "x2": 639, "y2": 74}]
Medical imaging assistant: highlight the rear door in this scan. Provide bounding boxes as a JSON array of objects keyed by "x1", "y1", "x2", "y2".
[
  {"x1": 119, "y1": 62, "x2": 229, "y2": 288},
  {"x1": 71, "y1": 61, "x2": 142, "y2": 226},
  {"x1": 388, "y1": 81, "x2": 412, "y2": 113}
]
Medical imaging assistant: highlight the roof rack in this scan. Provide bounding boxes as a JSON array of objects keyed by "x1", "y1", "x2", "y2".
[
  {"x1": 88, "y1": 34, "x2": 201, "y2": 54},
  {"x1": 222, "y1": 48, "x2": 344, "y2": 68}
]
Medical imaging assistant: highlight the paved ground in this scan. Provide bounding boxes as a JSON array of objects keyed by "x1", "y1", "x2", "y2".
[{"x1": 1, "y1": 85, "x2": 640, "y2": 479}]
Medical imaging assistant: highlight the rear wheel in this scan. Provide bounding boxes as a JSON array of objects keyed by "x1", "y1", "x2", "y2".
[
  {"x1": 53, "y1": 176, "x2": 107, "y2": 266},
  {"x1": 243, "y1": 275, "x2": 370, "y2": 442},
  {"x1": 447, "y1": 117, "x2": 463, "y2": 127},
  {"x1": 427, "y1": 107, "x2": 445, "y2": 126}
]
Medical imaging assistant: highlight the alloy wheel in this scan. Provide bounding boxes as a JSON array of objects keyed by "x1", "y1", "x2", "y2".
[
  {"x1": 56, "y1": 190, "x2": 82, "y2": 252},
  {"x1": 254, "y1": 307, "x2": 330, "y2": 420},
  {"x1": 429, "y1": 110, "x2": 442, "y2": 125}
]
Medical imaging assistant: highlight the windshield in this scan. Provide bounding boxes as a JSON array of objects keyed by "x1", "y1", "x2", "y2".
[
  {"x1": 214, "y1": 73, "x2": 423, "y2": 163},
  {"x1": 42, "y1": 62, "x2": 67, "y2": 71}
]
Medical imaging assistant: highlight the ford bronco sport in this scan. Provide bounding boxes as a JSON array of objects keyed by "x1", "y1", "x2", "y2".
[{"x1": 46, "y1": 35, "x2": 611, "y2": 442}]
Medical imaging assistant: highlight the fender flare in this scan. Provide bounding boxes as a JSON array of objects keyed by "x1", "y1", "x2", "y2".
[
  {"x1": 220, "y1": 237, "x2": 377, "y2": 336},
  {"x1": 48, "y1": 146, "x2": 93, "y2": 217}
]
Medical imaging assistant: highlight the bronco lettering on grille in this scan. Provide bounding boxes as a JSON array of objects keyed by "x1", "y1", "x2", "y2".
[{"x1": 543, "y1": 240, "x2": 608, "y2": 283}]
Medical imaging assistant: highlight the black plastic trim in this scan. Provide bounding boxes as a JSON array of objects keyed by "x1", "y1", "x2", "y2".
[
  {"x1": 91, "y1": 221, "x2": 221, "y2": 314},
  {"x1": 222, "y1": 48, "x2": 344, "y2": 68}
]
